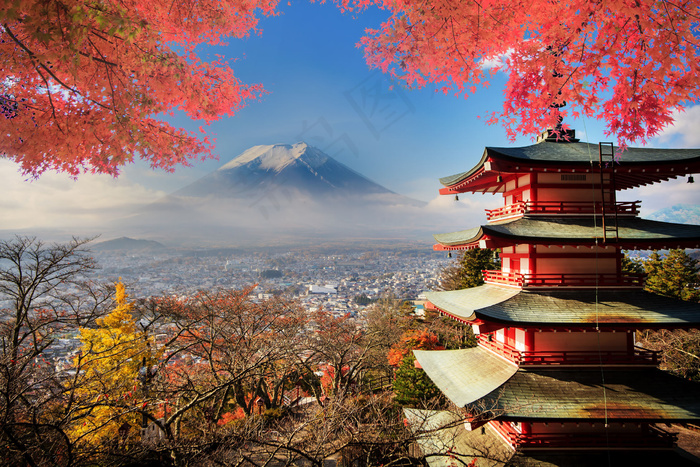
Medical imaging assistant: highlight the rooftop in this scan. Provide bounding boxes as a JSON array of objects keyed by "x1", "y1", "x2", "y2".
[
  {"x1": 403, "y1": 408, "x2": 513, "y2": 467},
  {"x1": 440, "y1": 141, "x2": 700, "y2": 192},
  {"x1": 482, "y1": 368, "x2": 700, "y2": 422},
  {"x1": 414, "y1": 347, "x2": 518, "y2": 407},
  {"x1": 416, "y1": 348, "x2": 700, "y2": 422},
  {"x1": 424, "y1": 286, "x2": 700, "y2": 328},
  {"x1": 433, "y1": 216, "x2": 700, "y2": 250}
]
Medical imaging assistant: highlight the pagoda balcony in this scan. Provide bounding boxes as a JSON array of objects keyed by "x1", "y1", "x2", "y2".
[
  {"x1": 477, "y1": 336, "x2": 660, "y2": 366},
  {"x1": 485, "y1": 200, "x2": 641, "y2": 222},
  {"x1": 508, "y1": 426, "x2": 677, "y2": 449},
  {"x1": 482, "y1": 270, "x2": 646, "y2": 289}
]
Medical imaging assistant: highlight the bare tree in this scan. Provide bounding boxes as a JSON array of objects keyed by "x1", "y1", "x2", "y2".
[
  {"x1": 109, "y1": 288, "x2": 313, "y2": 465},
  {"x1": 0, "y1": 236, "x2": 110, "y2": 466},
  {"x1": 638, "y1": 329, "x2": 700, "y2": 381}
]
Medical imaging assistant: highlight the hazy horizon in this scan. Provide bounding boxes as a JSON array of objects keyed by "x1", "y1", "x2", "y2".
[{"x1": 2, "y1": 2, "x2": 698, "y2": 245}]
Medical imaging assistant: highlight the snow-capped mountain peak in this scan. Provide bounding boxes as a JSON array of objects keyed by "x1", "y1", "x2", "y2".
[
  {"x1": 217, "y1": 142, "x2": 327, "y2": 173},
  {"x1": 175, "y1": 142, "x2": 416, "y2": 202}
]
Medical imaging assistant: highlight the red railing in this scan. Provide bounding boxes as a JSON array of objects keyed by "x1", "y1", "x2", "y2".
[
  {"x1": 477, "y1": 335, "x2": 660, "y2": 366},
  {"x1": 519, "y1": 347, "x2": 660, "y2": 366},
  {"x1": 511, "y1": 426, "x2": 677, "y2": 449},
  {"x1": 492, "y1": 420, "x2": 676, "y2": 449},
  {"x1": 482, "y1": 270, "x2": 646, "y2": 288},
  {"x1": 486, "y1": 200, "x2": 641, "y2": 221},
  {"x1": 485, "y1": 202, "x2": 528, "y2": 220},
  {"x1": 477, "y1": 335, "x2": 521, "y2": 363}
]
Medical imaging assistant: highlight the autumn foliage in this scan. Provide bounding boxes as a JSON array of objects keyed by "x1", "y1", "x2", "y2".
[
  {"x1": 348, "y1": 0, "x2": 700, "y2": 145},
  {"x1": 3, "y1": 1, "x2": 699, "y2": 178},
  {"x1": 387, "y1": 329, "x2": 443, "y2": 367},
  {"x1": 0, "y1": 238, "x2": 490, "y2": 465},
  {"x1": 70, "y1": 281, "x2": 158, "y2": 448},
  {"x1": 0, "y1": 0, "x2": 275, "y2": 177}
]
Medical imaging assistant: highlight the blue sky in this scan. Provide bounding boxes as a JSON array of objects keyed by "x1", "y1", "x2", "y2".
[
  {"x1": 131, "y1": 1, "x2": 539, "y2": 198},
  {"x1": 2, "y1": 1, "x2": 699, "y2": 235}
]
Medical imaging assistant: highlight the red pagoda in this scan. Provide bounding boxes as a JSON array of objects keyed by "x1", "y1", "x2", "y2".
[{"x1": 414, "y1": 130, "x2": 700, "y2": 464}]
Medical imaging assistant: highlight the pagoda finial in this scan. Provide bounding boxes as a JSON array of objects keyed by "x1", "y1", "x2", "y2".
[{"x1": 537, "y1": 116, "x2": 580, "y2": 143}]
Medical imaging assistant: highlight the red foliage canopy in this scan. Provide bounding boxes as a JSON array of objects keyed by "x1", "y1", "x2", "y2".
[
  {"x1": 0, "y1": 0, "x2": 276, "y2": 177},
  {"x1": 387, "y1": 329, "x2": 443, "y2": 367},
  {"x1": 3, "y1": 0, "x2": 697, "y2": 177},
  {"x1": 347, "y1": 0, "x2": 700, "y2": 146}
]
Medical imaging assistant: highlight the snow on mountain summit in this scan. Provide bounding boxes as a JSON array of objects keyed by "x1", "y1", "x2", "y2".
[
  {"x1": 145, "y1": 142, "x2": 432, "y2": 242},
  {"x1": 218, "y1": 142, "x2": 327, "y2": 173},
  {"x1": 174, "y1": 142, "x2": 422, "y2": 205}
]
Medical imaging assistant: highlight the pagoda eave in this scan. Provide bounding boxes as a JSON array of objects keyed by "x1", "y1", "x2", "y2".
[
  {"x1": 425, "y1": 286, "x2": 700, "y2": 329},
  {"x1": 475, "y1": 368, "x2": 700, "y2": 422},
  {"x1": 496, "y1": 416, "x2": 699, "y2": 424},
  {"x1": 439, "y1": 142, "x2": 700, "y2": 193},
  {"x1": 414, "y1": 347, "x2": 518, "y2": 408},
  {"x1": 435, "y1": 239, "x2": 700, "y2": 251},
  {"x1": 435, "y1": 307, "x2": 700, "y2": 332},
  {"x1": 441, "y1": 163, "x2": 691, "y2": 194},
  {"x1": 434, "y1": 238, "x2": 700, "y2": 251},
  {"x1": 433, "y1": 216, "x2": 700, "y2": 251}
]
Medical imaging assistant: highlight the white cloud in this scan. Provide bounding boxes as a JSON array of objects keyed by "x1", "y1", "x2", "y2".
[
  {"x1": 626, "y1": 177, "x2": 699, "y2": 217},
  {"x1": 0, "y1": 160, "x2": 166, "y2": 232},
  {"x1": 654, "y1": 104, "x2": 700, "y2": 148},
  {"x1": 479, "y1": 49, "x2": 513, "y2": 71},
  {"x1": 421, "y1": 194, "x2": 491, "y2": 233}
]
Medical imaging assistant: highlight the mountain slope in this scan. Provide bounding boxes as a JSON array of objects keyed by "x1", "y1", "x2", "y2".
[
  {"x1": 115, "y1": 143, "x2": 458, "y2": 246},
  {"x1": 93, "y1": 237, "x2": 166, "y2": 252},
  {"x1": 647, "y1": 204, "x2": 700, "y2": 225},
  {"x1": 176, "y1": 142, "x2": 402, "y2": 200}
]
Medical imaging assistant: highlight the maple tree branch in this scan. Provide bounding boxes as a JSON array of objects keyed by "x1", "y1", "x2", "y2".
[
  {"x1": 87, "y1": 36, "x2": 123, "y2": 123},
  {"x1": 34, "y1": 68, "x2": 65, "y2": 135},
  {"x1": 660, "y1": 0, "x2": 700, "y2": 20},
  {"x1": 659, "y1": 0, "x2": 686, "y2": 47},
  {"x1": 3, "y1": 22, "x2": 118, "y2": 121},
  {"x1": 449, "y1": 18, "x2": 471, "y2": 69},
  {"x1": 2, "y1": 24, "x2": 80, "y2": 98}
]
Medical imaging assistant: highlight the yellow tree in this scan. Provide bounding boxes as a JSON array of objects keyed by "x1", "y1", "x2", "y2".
[{"x1": 69, "y1": 281, "x2": 159, "y2": 449}]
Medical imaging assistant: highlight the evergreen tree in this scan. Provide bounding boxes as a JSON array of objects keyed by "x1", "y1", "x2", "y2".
[
  {"x1": 389, "y1": 330, "x2": 444, "y2": 407},
  {"x1": 636, "y1": 250, "x2": 700, "y2": 381},
  {"x1": 438, "y1": 249, "x2": 500, "y2": 291},
  {"x1": 644, "y1": 250, "x2": 700, "y2": 302},
  {"x1": 621, "y1": 251, "x2": 645, "y2": 275},
  {"x1": 392, "y1": 355, "x2": 442, "y2": 407}
]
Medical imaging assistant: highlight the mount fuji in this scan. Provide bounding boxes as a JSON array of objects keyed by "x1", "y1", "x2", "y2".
[
  {"x1": 175, "y1": 142, "x2": 419, "y2": 204},
  {"x1": 120, "y1": 143, "x2": 450, "y2": 246}
]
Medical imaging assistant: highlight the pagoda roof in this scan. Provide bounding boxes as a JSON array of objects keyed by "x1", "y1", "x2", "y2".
[
  {"x1": 414, "y1": 347, "x2": 518, "y2": 408},
  {"x1": 481, "y1": 368, "x2": 700, "y2": 422},
  {"x1": 405, "y1": 409, "x2": 700, "y2": 466},
  {"x1": 403, "y1": 408, "x2": 513, "y2": 467},
  {"x1": 440, "y1": 141, "x2": 700, "y2": 192},
  {"x1": 433, "y1": 216, "x2": 700, "y2": 250},
  {"x1": 417, "y1": 349, "x2": 700, "y2": 421},
  {"x1": 424, "y1": 286, "x2": 700, "y2": 328}
]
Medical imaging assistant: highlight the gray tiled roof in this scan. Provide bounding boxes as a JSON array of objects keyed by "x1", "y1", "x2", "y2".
[
  {"x1": 433, "y1": 217, "x2": 700, "y2": 247},
  {"x1": 425, "y1": 286, "x2": 700, "y2": 327},
  {"x1": 440, "y1": 142, "x2": 700, "y2": 187},
  {"x1": 489, "y1": 142, "x2": 700, "y2": 163},
  {"x1": 403, "y1": 408, "x2": 513, "y2": 467},
  {"x1": 414, "y1": 347, "x2": 518, "y2": 407},
  {"x1": 482, "y1": 368, "x2": 700, "y2": 421}
]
